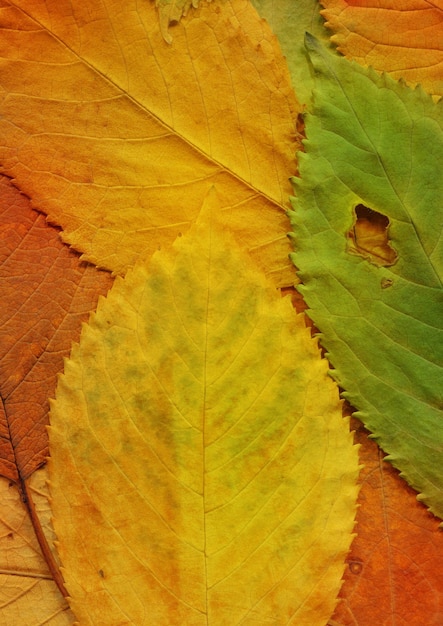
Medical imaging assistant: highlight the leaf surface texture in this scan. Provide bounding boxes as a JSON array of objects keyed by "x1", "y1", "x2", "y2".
[
  {"x1": 320, "y1": 0, "x2": 443, "y2": 97},
  {"x1": 251, "y1": 0, "x2": 332, "y2": 105},
  {"x1": 0, "y1": 175, "x2": 112, "y2": 482},
  {"x1": 0, "y1": 0, "x2": 300, "y2": 285},
  {"x1": 332, "y1": 417, "x2": 443, "y2": 626},
  {"x1": 290, "y1": 37, "x2": 443, "y2": 519},
  {"x1": 49, "y1": 193, "x2": 359, "y2": 625},
  {"x1": 0, "y1": 469, "x2": 74, "y2": 625}
]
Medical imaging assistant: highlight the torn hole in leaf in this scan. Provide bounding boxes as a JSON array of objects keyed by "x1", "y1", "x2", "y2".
[{"x1": 347, "y1": 204, "x2": 398, "y2": 266}]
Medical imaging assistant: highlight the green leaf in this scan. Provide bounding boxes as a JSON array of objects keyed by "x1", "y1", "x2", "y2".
[
  {"x1": 48, "y1": 189, "x2": 359, "y2": 625},
  {"x1": 289, "y1": 35, "x2": 443, "y2": 519}
]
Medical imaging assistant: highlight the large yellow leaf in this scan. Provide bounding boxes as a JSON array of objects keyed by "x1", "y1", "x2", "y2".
[
  {"x1": 48, "y1": 190, "x2": 359, "y2": 625},
  {"x1": 0, "y1": 0, "x2": 300, "y2": 286}
]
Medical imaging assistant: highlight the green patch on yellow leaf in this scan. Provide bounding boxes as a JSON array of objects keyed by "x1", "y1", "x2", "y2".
[
  {"x1": 49, "y1": 190, "x2": 359, "y2": 625},
  {"x1": 290, "y1": 35, "x2": 443, "y2": 520}
]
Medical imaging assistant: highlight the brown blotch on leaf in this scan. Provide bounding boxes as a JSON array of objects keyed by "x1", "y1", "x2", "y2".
[
  {"x1": 347, "y1": 204, "x2": 398, "y2": 266},
  {"x1": 348, "y1": 559, "x2": 363, "y2": 575}
]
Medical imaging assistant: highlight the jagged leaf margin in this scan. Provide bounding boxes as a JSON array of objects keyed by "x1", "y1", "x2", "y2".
[{"x1": 289, "y1": 34, "x2": 443, "y2": 520}]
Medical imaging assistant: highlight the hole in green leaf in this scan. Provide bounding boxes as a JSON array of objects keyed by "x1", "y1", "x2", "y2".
[{"x1": 347, "y1": 204, "x2": 398, "y2": 266}]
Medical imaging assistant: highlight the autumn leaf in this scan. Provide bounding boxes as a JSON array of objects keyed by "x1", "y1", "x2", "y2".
[
  {"x1": 0, "y1": 468, "x2": 75, "y2": 625},
  {"x1": 0, "y1": 0, "x2": 301, "y2": 286},
  {"x1": 0, "y1": 173, "x2": 112, "y2": 612},
  {"x1": 290, "y1": 36, "x2": 443, "y2": 518},
  {"x1": 0, "y1": 175, "x2": 113, "y2": 484},
  {"x1": 154, "y1": 0, "x2": 208, "y2": 43},
  {"x1": 251, "y1": 0, "x2": 333, "y2": 106},
  {"x1": 320, "y1": 0, "x2": 443, "y2": 98},
  {"x1": 48, "y1": 191, "x2": 359, "y2": 625},
  {"x1": 332, "y1": 416, "x2": 443, "y2": 626}
]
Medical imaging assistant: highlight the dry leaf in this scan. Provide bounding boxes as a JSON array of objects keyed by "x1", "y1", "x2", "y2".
[
  {"x1": 332, "y1": 417, "x2": 443, "y2": 626},
  {"x1": 320, "y1": 0, "x2": 443, "y2": 97},
  {"x1": 0, "y1": 0, "x2": 301, "y2": 285},
  {"x1": 0, "y1": 468, "x2": 75, "y2": 625},
  {"x1": 0, "y1": 175, "x2": 113, "y2": 483},
  {"x1": 48, "y1": 190, "x2": 359, "y2": 625}
]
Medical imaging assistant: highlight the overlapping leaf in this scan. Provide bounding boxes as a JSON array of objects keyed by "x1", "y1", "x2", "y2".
[
  {"x1": 0, "y1": 469, "x2": 74, "y2": 625},
  {"x1": 290, "y1": 36, "x2": 443, "y2": 519},
  {"x1": 48, "y1": 192, "x2": 359, "y2": 625},
  {"x1": 0, "y1": 175, "x2": 112, "y2": 482},
  {"x1": 331, "y1": 417, "x2": 443, "y2": 626},
  {"x1": 0, "y1": 0, "x2": 300, "y2": 285},
  {"x1": 251, "y1": 0, "x2": 332, "y2": 105},
  {"x1": 320, "y1": 0, "x2": 443, "y2": 97}
]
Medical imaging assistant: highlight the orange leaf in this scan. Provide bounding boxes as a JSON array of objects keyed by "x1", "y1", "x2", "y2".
[
  {"x1": 0, "y1": 175, "x2": 113, "y2": 483},
  {"x1": 0, "y1": 0, "x2": 301, "y2": 284},
  {"x1": 320, "y1": 0, "x2": 443, "y2": 97},
  {"x1": 331, "y1": 416, "x2": 443, "y2": 626}
]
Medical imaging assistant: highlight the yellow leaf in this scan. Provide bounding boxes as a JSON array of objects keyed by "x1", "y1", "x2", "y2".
[
  {"x1": 154, "y1": 0, "x2": 206, "y2": 44},
  {"x1": 48, "y1": 190, "x2": 359, "y2": 625},
  {"x1": 0, "y1": 0, "x2": 300, "y2": 286},
  {"x1": 0, "y1": 469, "x2": 75, "y2": 625}
]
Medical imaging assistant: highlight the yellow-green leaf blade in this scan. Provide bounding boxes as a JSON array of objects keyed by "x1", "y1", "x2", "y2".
[{"x1": 49, "y1": 191, "x2": 359, "y2": 625}]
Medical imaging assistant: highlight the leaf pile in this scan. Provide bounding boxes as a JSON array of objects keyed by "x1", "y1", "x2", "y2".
[{"x1": 0, "y1": 0, "x2": 442, "y2": 624}]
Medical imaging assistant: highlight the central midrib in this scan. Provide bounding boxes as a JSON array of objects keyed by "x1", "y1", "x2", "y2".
[{"x1": 12, "y1": 2, "x2": 287, "y2": 214}]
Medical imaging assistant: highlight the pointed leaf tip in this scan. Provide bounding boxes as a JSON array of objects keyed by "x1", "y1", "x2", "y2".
[{"x1": 304, "y1": 31, "x2": 318, "y2": 51}]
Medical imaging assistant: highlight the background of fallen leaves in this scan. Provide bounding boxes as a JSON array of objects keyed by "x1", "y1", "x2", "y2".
[{"x1": 0, "y1": 0, "x2": 442, "y2": 624}]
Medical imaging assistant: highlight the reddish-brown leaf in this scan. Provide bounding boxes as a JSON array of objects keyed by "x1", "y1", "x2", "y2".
[
  {"x1": 0, "y1": 175, "x2": 113, "y2": 483},
  {"x1": 331, "y1": 415, "x2": 443, "y2": 626}
]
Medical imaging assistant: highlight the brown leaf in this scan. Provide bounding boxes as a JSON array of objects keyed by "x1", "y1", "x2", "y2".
[{"x1": 0, "y1": 175, "x2": 113, "y2": 482}]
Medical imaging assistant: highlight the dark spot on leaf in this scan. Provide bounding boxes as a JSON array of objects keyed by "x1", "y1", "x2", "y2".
[
  {"x1": 348, "y1": 559, "x2": 363, "y2": 575},
  {"x1": 381, "y1": 277, "x2": 394, "y2": 289},
  {"x1": 296, "y1": 112, "x2": 305, "y2": 135},
  {"x1": 7, "y1": 532, "x2": 13, "y2": 540},
  {"x1": 347, "y1": 204, "x2": 398, "y2": 266},
  {"x1": 98, "y1": 569, "x2": 105, "y2": 578}
]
